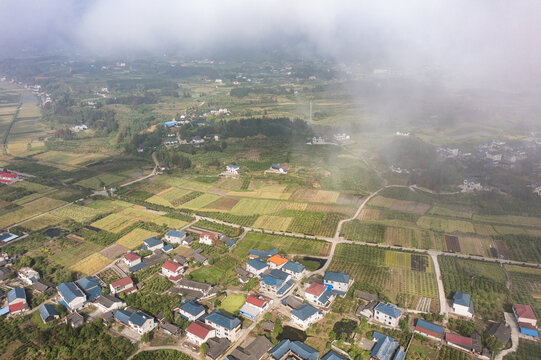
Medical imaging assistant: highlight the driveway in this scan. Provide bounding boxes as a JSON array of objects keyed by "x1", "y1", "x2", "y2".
[{"x1": 497, "y1": 312, "x2": 519, "y2": 360}]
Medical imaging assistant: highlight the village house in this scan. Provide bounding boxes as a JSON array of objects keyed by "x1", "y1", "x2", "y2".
[
  {"x1": 7, "y1": 288, "x2": 29, "y2": 314},
  {"x1": 226, "y1": 164, "x2": 241, "y2": 175},
  {"x1": 356, "y1": 300, "x2": 378, "y2": 318},
  {"x1": 142, "y1": 237, "x2": 164, "y2": 252},
  {"x1": 370, "y1": 331, "x2": 402, "y2": 360},
  {"x1": 486, "y1": 322, "x2": 511, "y2": 347},
  {"x1": 175, "y1": 279, "x2": 213, "y2": 299},
  {"x1": 38, "y1": 304, "x2": 59, "y2": 323},
  {"x1": 304, "y1": 282, "x2": 335, "y2": 307},
  {"x1": 67, "y1": 312, "x2": 84, "y2": 328},
  {"x1": 76, "y1": 276, "x2": 102, "y2": 300},
  {"x1": 291, "y1": 303, "x2": 323, "y2": 330},
  {"x1": 164, "y1": 230, "x2": 186, "y2": 244},
  {"x1": 267, "y1": 254, "x2": 288, "y2": 269},
  {"x1": 18, "y1": 267, "x2": 40, "y2": 285},
  {"x1": 323, "y1": 270, "x2": 352, "y2": 295},
  {"x1": 281, "y1": 261, "x2": 305, "y2": 280},
  {"x1": 162, "y1": 244, "x2": 174, "y2": 253},
  {"x1": 70, "y1": 124, "x2": 88, "y2": 132},
  {"x1": 260, "y1": 269, "x2": 292, "y2": 295},
  {"x1": 162, "y1": 260, "x2": 184, "y2": 281},
  {"x1": 445, "y1": 333, "x2": 475, "y2": 352},
  {"x1": 191, "y1": 136, "x2": 205, "y2": 144},
  {"x1": 452, "y1": 291, "x2": 475, "y2": 317},
  {"x1": 460, "y1": 178, "x2": 483, "y2": 193},
  {"x1": 513, "y1": 304, "x2": 539, "y2": 337},
  {"x1": 248, "y1": 248, "x2": 278, "y2": 260},
  {"x1": 123, "y1": 252, "x2": 141, "y2": 268},
  {"x1": 0, "y1": 171, "x2": 18, "y2": 184},
  {"x1": 114, "y1": 309, "x2": 156, "y2": 334},
  {"x1": 57, "y1": 282, "x2": 86, "y2": 310},
  {"x1": 415, "y1": 319, "x2": 444, "y2": 340},
  {"x1": 374, "y1": 302, "x2": 403, "y2": 328},
  {"x1": 267, "y1": 164, "x2": 289, "y2": 174},
  {"x1": 93, "y1": 294, "x2": 125, "y2": 313},
  {"x1": 333, "y1": 133, "x2": 350, "y2": 142},
  {"x1": 236, "y1": 267, "x2": 251, "y2": 284},
  {"x1": 186, "y1": 321, "x2": 216, "y2": 345},
  {"x1": 192, "y1": 251, "x2": 209, "y2": 265},
  {"x1": 109, "y1": 277, "x2": 136, "y2": 295},
  {"x1": 174, "y1": 254, "x2": 189, "y2": 266},
  {"x1": 205, "y1": 310, "x2": 242, "y2": 341},
  {"x1": 199, "y1": 232, "x2": 215, "y2": 246},
  {"x1": 311, "y1": 136, "x2": 325, "y2": 145},
  {"x1": 246, "y1": 259, "x2": 269, "y2": 276},
  {"x1": 178, "y1": 300, "x2": 206, "y2": 321},
  {"x1": 320, "y1": 351, "x2": 347, "y2": 360},
  {"x1": 239, "y1": 294, "x2": 271, "y2": 320},
  {"x1": 268, "y1": 339, "x2": 319, "y2": 360},
  {"x1": 229, "y1": 335, "x2": 273, "y2": 360}
]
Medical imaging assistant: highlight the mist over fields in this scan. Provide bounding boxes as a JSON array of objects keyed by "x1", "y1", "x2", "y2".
[{"x1": 2, "y1": 0, "x2": 541, "y2": 90}]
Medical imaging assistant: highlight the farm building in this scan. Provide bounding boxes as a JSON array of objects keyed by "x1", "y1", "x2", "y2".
[
  {"x1": 268, "y1": 339, "x2": 319, "y2": 360},
  {"x1": 67, "y1": 312, "x2": 84, "y2": 328},
  {"x1": 7, "y1": 288, "x2": 29, "y2": 314},
  {"x1": 452, "y1": 291, "x2": 474, "y2": 317},
  {"x1": 267, "y1": 164, "x2": 289, "y2": 174},
  {"x1": 513, "y1": 304, "x2": 537, "y2": 327},
  {"x1": 445, "y1": 333, "x2": 474, "y2": 351},
  {"x1": 162, "y1": 120, "x2": 179, "y2": 128},
  {"x1": 290, "y1": 303, "x2": 322, "y2": 330},
  {"x1": 374, "y1": 302, "x2": 403, "y2": 328},
  {"x1": 415, "y1": 319, "x2": 444, "y2": 340},
  {"x1": 486, "y1": 322, "x2": 511, "y2": 347},
  {"x1": 0, "y1": 171, "x2": 19, "y2": 184},
  {"x1": 260, "y1": 270, "x2": 292, "y2": 295}
]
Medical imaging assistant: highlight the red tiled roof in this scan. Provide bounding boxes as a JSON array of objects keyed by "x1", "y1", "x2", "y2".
[
  {"x1": 0, "y1": 179, "x2": 14, "y2": 184},
  {"x1": 163, "y1": 260, "x2": 182, "y2": 272},
  {"x1": 168, "y1": 274, "x2": 183, "y2": 282},
  {"x1": 111, "y1": 277, "x2": 133, "y2": 288},
  {"x1": 124, "y1": 253, "x2": 140, "y2": 261},
  {"x1": 0, "y1": 172, "x2": 17, "y2": 178},
  {"x1": 518, "y1": 322, "x2": 537, "y2": 330},
  {"x1": 187, "y1": 321, "x2": 214, "y2": 339},
  {"x1": 246, "y1": 295, "x2": 267, "y2": 308},
  {"x1": 9, "y1": 302, "x2": 25, "y2": 313},
  {"x1": 514, "y1": 304, "x2": 537, "y2": 320},
  {"x1": 306, "y1": 282, "x2": 326, "y2": 296},
  {"x1": 415, "y1": 325, "x2": 443, "y2": 339},
  {"x1": 446, "y1": 333, "x2": 472, "y2": 347},
  {"x1": 119, "y1": 285, "x2": 137, "y2": 294},
  {"x1": 200, "y1": 233, "x2": 215, "y2": 239}
]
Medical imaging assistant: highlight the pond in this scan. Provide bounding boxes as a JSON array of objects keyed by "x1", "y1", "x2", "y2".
[
  {"x1": 277, "y1": 326, "x2": 307, "y2": 342},
  {"x1": 301, "y1": 256, "x2": 326, "y2": 270}
]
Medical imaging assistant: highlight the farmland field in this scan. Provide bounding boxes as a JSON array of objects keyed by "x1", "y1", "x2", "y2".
[
  {"x1": 506, "y1": 265, "x2": 541, "y2": 318},
  {"x1": 252, "y1": 215, "x2": 293, "y2": 231},
  {"x1": 22, "y1": 213, "x2": 62, "y2": 230},
  {"x1": 76, "y1": 174, "x2": 127, "y2": 190},
  {"x1": 116, "y1": 228, "x2": 160, "y2": 249},
  {"x1": 70, "y1": 252, "x2": 112, "y2": 275},
  {"x1": 285, "y1": 210, "x2": 345, "y2": 237},
  {"x1": 100, "y1": 244, "x2": 129, "y2": 259},
  {"x1": 91, "y1": 213, "x2": 137, "y2": 233},
  {"x1": 417, "y1": 216, "x2": 475, "y2": 234},
  {"x1": 230, "y1": 198, "x2": 281, "y2": 215},
  {"x1": 342, "y1": 220, "x2": 385, "y2": 243},
  {"x1": 53, "y1": 241, "x2": 104, "y2": 268},
  {"x1": 203, "y1": 197, "x2": 240, "y2": 211},
  {"x1": 358, "y1": 208, "x2": 383, "y2": 221},
  {"x1": 182, "y1": 193, "x2": 221, "y2": 209},
  {"x1": 0, "y1": 197, "x2": 66, "y2": 228},
  {"x1": 52, "y1": 204, "x2": 105, "y2": 223},
  {"x1": 429, "y1": 206, "x2": 472, "y2": 219},
  {"x1": 233, "y1": 232, "x2": 331, "y2": 258},
  {"x1": 189, "y1": 266, "x2": 226, "y2": 285},
  {"x1": 384, "y1": 227, "x2": 414, "y2": 247}
]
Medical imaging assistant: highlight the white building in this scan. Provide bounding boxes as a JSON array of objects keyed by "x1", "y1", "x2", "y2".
[
  {"x1": 246, "y1": 259, "x2": 269, "y2": 276},
  {"x1": 461, "y1": 178, "x2": 483, "y2": 193},
  {"x1": 374, "y1": 302, "x2": 403, "y2": 328},
  {"x1": 18, "y1": 267, "x2": 40, "y2": 285},
  {"x1": 186, "y1": 321, "x2": 216, "y2": 345},
  {"x1": 226, "y1": 164, "x2": 240, "y2": 175},
  {"x1": 162, "y1": 260, "x2": 184, "y2": 281},
  {"x1": 123, "y1": 253, "x2": 141, "y2": 268},
  {"x1": 164, "y1": 230, "x2": 186, "y2": 244},
  {"x1": 452, "y1": 292, "x2": 475, "y2": 318},
  {"x1": 290, "y1": 304, "x2": 323, "y2": 330},
  {"x1": 199, "y1": 232, "x2": 215, "y2": 246},
  {"x1": 205, "y1": 310, "x2": 242, "y2": 341},
  {"x1": 304, "y1": 282, "x2": 335, "y2": 307},
  {"x1": 323, "y1": 271, "x2": 352, "y2": 295},
  {"x1": 178, "y1": 300, "x2": 206, "y2": 322}
]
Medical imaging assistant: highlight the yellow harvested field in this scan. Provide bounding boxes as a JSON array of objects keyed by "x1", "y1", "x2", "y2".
[
  {"x1": 358, "y1": 208, "x2": 383, "y2": 220},
  {"x1": 0, "y1": 106, "x2": 17, "y2": 115},
  {"x1": 313, "y1": 190, "x2": 340, "y2": 203},
  {"x1": 253, "y1": 215, "x2": 293, "y2": 231},
  {"x1": 458, "y1": 236, "x2": 492, "y2": 257},
  {"x1": 228, "y1": 184, "x2": 291, "y2": 200},
  {"x1": 22, "y1": 214, "x2": 62, "y2": 230},
  {"x1": 91, "y1": 213, "x2": 137, "y2": 233},
  {"x1": 156, "y1": 186, "x2": 175, "y2": 196},
  {"x1": 368, "y1": 196, "x2": 395, "y2": 208},
  {"x1": 70, "y1": 253, "x2": 112, "y2": 275},
  {"x1": 146, "y1": 194, "x2": 174, "y2": 208},
  {"x1": 116, "y1": 228, "x2": 159, "y2": 249},
  {"x1": 182, "y1": 193, "x2": 221, "y2": 209}
]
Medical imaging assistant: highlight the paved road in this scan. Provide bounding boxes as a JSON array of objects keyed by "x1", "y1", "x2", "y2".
[
  {"x1": 497, "y1": 312, "x2": 520, "y2": 360},
  {"x1": 429, "y1": 252, "x2": 448, "y2": 319},
  {"x1": 120, "y1": 152, "x2": 159, "y2": 188}
]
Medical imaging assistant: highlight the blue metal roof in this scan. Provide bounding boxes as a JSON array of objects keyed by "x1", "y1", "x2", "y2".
[
  {"x1": 282, "y1": 261, "x2": 305, "y2": 273},
  {"x1": 76, "y1": 276, "x2": 102, "y2": 300},
  {"x1": 247, "y1": 259, "x2": 268, "y2": 270},
  {"x1": 180, "y1": 300, "x2": 205, "y2": 317},
  {"x1": 57, "y1": 282, "x2": 85, "y2": 304},
  {"x1": 163, "y1": 120, "x2": 179, "y2": 127},
  {"x1": 393, "y1": 347, "x2": 406, "y2": 360},
  {"x1": 324, "y1": 271, "x2": 350, "y2": 284},
  {"x1": 277, "y1": 279, "x2": 294, "y2": 296},
  {"x1": 321, "y1": 351, "x2": 347, "y2": 360},
  {"x1": 249, "y1": 248, "x2": 278, "y2": 259},
  {"x1": 375, "y1": 302, "x2": 403, "y2": 319},
  {"x1": 269, "y1": 269, "x2": 289, "y2": 280},
  {"x1": 227, "y1": 239, "x2": 236, "y2": 247},
  {"x1": 0, "y1": 233, "x2": 18, "y2": 243},
  {"x1": 114, "y1": 309, "x2": 132, "y2": 324},
  {"x1": 163, "y1": 244, "x2": 174, "y2": 252},
  {"x1": 144, "y1": 237, "x2": 162, "y2": 247},
  {"x1": 129, "y1": 262, "x2": 147, "y2": 272},
  {"x1": 318, "y1": 290, "x2": 334, "y2": 304},
  {"x1": 130, "y1": 312, "x2": 152, "y2": 327},
  {"x1": 416, "y1": 319, "x2": 444, "y2": 335},
  {"x1": 38, "y1": 304, "x2": 59, "y2": 321},
  {"x1": 371, "y1": 335, "x2": 399, "y2": 360},
  {"x1": 262, "y1": 275, "x2": 284, "y2": 288},
  {"x1": 0, "y1": 306, "x2": 9, "y2": 316},
  {"x1": 205, "y1": 310, "x2": 240, "y2": 330},
  {"x1": 7, "y1": 288, "x2": 25, "y2": 303},
  {"x1": 519, "y1": 326, "x2": 539, "y2": 337},
  {"x1": 269, "y1": 340, "x2": 319, "y2": 360},
  {"x1": 454, "y1": 292, "x2": 473, "y2": 307},
  {"x1": 166, "y1": 230, "x2": 185, "y2": 238},
  {"x1": 291, "y1": 304, "x2": 319, "y2": 321}
]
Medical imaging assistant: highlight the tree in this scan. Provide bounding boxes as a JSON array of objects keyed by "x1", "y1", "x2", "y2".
[
  {"x1": 273, "y1": 318, "x2": 283, "y2": 338},
  {"x1": 201, "y1": 343, "x2": 209, "y2": 354},
  {"x1": 485, "y1": 335, "x2": 503, "y2": 354},
  {"x1": 141, "y1": 330, "x2": 153, "y2": 343}
]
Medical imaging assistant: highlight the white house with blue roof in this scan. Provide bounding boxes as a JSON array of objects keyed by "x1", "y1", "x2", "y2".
[
  {"x1": 452, "y1": 291, "x2": 474, "y2": 318},
  {"x1": 281, "y1": 261, "x2": 305, "y2": 280},
  {"x1": 321, "y1": 350, "x2": 347, "y2": 360},
  {"x1": 114, "y1": 309, "x2": 156, "y2": 334},
  {"x1": 38, "y1": 304, "x2": 59, "y2": 323},
  {"x1": 268, "y1": 339, "x2": 319, "y2": 360},
  {"x1": 75, "y1": 276, "x2": 102, "y2": 300},
  {"x1": 204, "y1": 310, "x2": 242, "y2": 341},
  {"x1": 178, "y1": 300, "x2": 206, "y2": 321},
  {"x1": 57, "y1": 282, "x2": 87, "y2": 310},
  {"x1": 142, "y1": 237, "x2": 163, "y2": 252},
  {"x1": 371, "y1": 331, "x2": 400, "y2": 360},
  {"x1": 291, "y1": 303, "x2": 322, "y2": 330},
  {"x1": 374, "y1": 302, "x2": 403, "y2": 328},
  {"x1": 246, "y1": 259, "x2": 269, "y2": 276},
  {"x1": 260, "y1": 270, "x2": 293, "y2": 296},
  {"x1": 226, "y1": 164, "x2": 240, "y2": 175},
  {"x1": 323, "y1": 271, "x2": 352, "y2": 295},
  {"x1": 164, "y1": 230, "x2": 186, "y2": 244}
]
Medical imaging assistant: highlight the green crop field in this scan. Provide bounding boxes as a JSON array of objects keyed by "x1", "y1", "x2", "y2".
[
  {"x1": 429, "y1": 206, "x2": 472, "y2": 219},
  {"x1": 253, "y1": 215, "x2": 293, "y2": 231},
  {"x1": 189, "y1": 266, "x2": 226, "y2": 285},
  {"x1": 53, "y1": 241, "x2": 104, "y2": 268},
  {"x1": 219, "y1": 294, "x2": 246, "y2": 315},
  {"x1": 233, "y1": 232, "x2": 331, "y2": 258},
  {"x1": 230, "y1": 198, "x2": 282, "y2": 215},
  {"x1": 91, "y1": 213, "x2": 138, "y2": 233},
  {"x1": 506, "y1": 265, "x2": 541, "y2": 318},
  {"x1": 417, "y1": 216, "x2": 475, "y2": 234},
  {"x1": 182, "y1": 193, "x2": 221, "y2": 209},
  {"x1": 76, "y1": 174, "x2": 127, "y2": 190},
  {"x1": 52, "y1": 204, "x2": 105, "y2": 223},
  {"x1": 342, "y1": 220, "x2": 385, "y2": 243},
  {"x1": 284, "y1": 210, "x2": 345, "y2": 237}
]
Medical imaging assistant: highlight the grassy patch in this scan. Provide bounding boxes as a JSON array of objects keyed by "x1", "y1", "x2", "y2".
[{"x1": 219, "y1": 294, "x2": 246, "y2": 315}]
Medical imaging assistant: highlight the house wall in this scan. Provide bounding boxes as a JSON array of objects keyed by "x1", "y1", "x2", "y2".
[
  {"x1": 68, "y1": 296, "x2": 86, "y2": 310},
  {"x1": 453, "y1": 304, "x2": 473, "y2": 317},
  {"x1": 374, "y1": 310, "x2": 399, "y2": 327}
]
